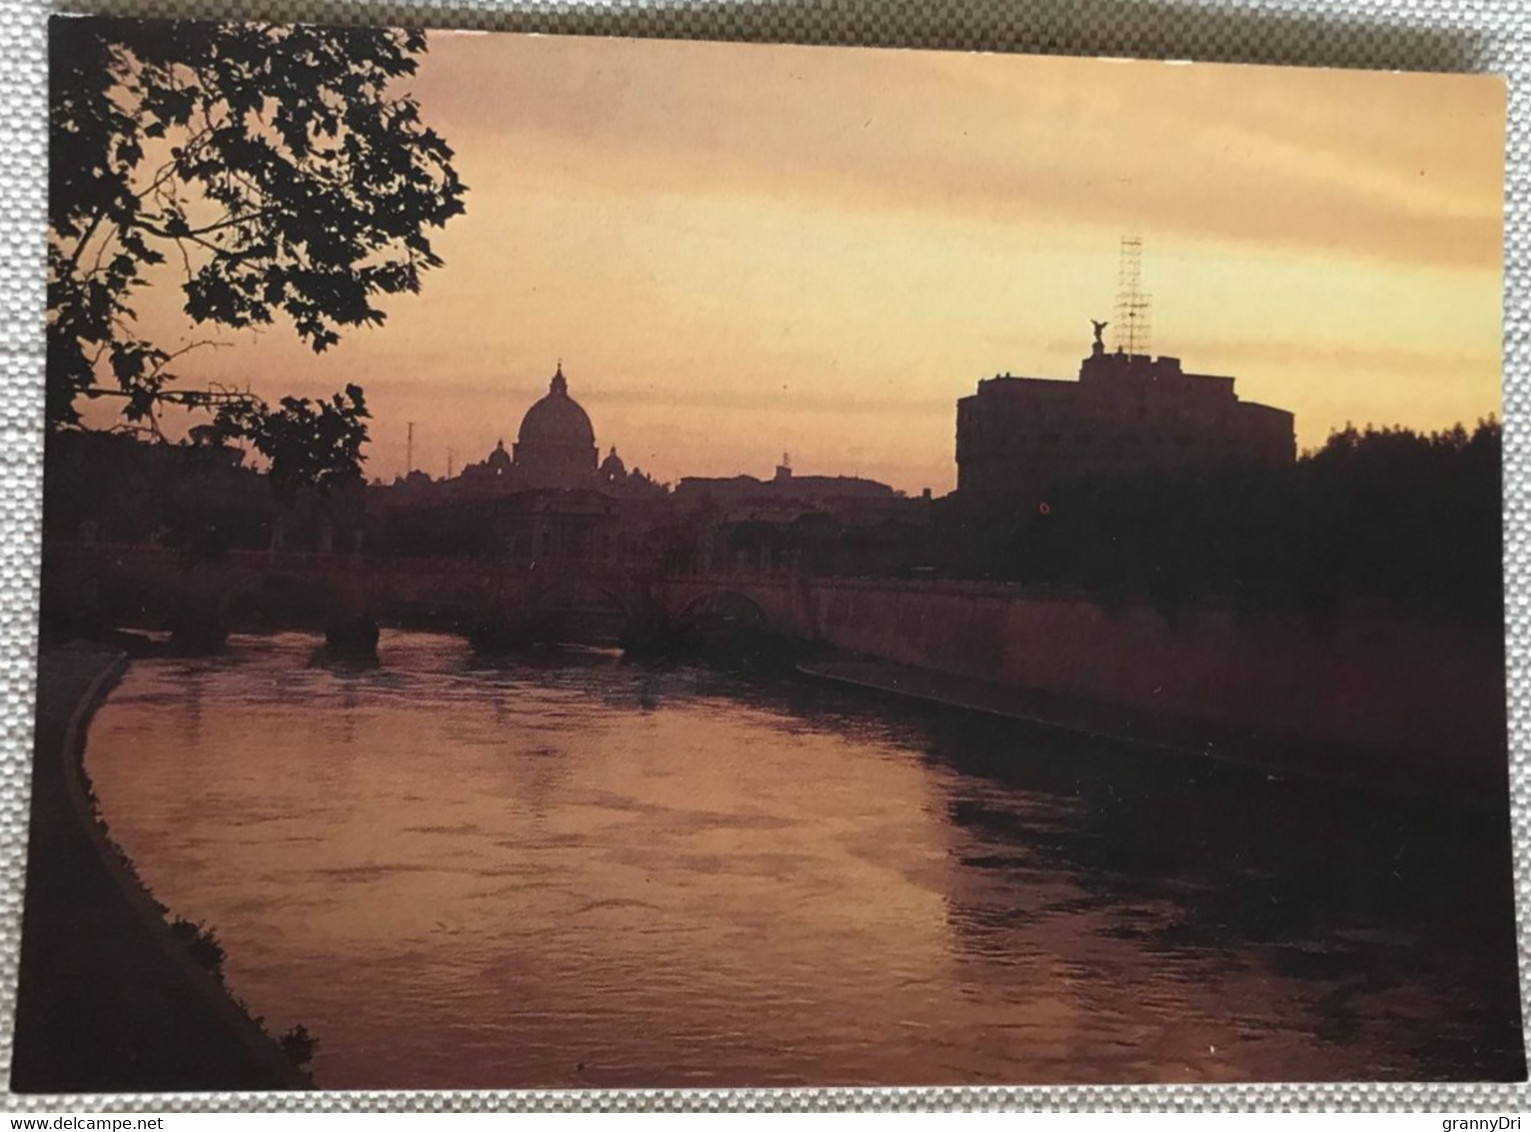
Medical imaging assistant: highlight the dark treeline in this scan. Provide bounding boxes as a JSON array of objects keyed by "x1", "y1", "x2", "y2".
[{"x1": 990, "y1": 420, "x2": 1503, "y2": 624}]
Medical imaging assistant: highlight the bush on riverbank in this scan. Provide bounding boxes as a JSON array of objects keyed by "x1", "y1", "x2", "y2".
[
  {"x1": 278, "y1": 1025, "x2": 318, "y2": 1069},
  {"x1": 167, "y1": 917, "x2": 227, "y2": 981}
]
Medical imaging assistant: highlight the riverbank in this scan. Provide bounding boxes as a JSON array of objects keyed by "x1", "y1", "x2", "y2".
[
  {"x1": 10, "y1": 643, "x2": 307, "y2": 1093},
  {"x1": 798, "y1": 654, "x2": 1507, "y2": 809}
]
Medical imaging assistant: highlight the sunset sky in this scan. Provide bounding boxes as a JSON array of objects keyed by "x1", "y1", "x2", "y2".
[{"x1": 130, "y1": 32, "x2": 1506, "y2": 494}]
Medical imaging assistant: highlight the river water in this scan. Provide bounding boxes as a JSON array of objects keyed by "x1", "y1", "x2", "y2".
[{"x1": 83, "y1": 631, "x2": 1524, "y2": 1089}]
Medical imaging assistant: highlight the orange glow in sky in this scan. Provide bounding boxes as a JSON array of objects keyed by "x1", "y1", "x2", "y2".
[{"x1": 128, "y1": 33, "x2": 1507, "y2": 494}]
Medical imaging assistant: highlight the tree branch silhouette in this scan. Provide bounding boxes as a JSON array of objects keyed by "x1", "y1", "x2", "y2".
[{"x1": 47, "y1": 16, "x2": 467, "y2": 495}]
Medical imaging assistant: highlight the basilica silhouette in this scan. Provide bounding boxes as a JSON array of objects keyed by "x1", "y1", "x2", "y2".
[{"x1": 397, "y1": 364, "x2": 660, "y2": 501}]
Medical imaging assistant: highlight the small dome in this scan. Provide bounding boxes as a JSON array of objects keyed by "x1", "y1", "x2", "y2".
[
  {"x1": 487, "y1": 439, "x2": 511, "y2": 469},
  {"x1": 599, "y1": 446, "x2": 626, "y2": 479},
  {"x1": 518, "y1": 364, "x2": 595, "y2": 450}
]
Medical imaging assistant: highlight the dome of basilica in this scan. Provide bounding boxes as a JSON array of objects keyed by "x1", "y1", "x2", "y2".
[
  {"x1": 517, "y1": 364, "x2": 595, "y2": 450},
  {"x1": 512, "y1": 364, "x2": 600, "y2": 488}
]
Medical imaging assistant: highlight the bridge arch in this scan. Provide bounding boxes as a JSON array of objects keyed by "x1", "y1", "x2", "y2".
[
  {"x1": 510, "y1": 576, "x2": 638, "y2": 645},
  {"x1": 223, "y1": 570, "x2": 338, "y2": 628},
  {"x1": 677, "y1": 589, "x2": 771, "y2": 634},
  {"x1": 401, "y1": 576, "x2": 494, "y2": 626}
]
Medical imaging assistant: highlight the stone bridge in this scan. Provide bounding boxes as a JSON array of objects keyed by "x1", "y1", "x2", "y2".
[
  {"x1": 43, "y1": 543, "x2": 817, "y2": 643},
  {"x1": 42, "y1": 541, "x2": 1508, "y2": 774}
]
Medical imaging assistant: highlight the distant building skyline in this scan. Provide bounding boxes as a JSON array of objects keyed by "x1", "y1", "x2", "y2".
[
  {"x1": 106, "y1": 33, "x2": 1506, "y2": 495},
  {"x1": 379, "y1": 361, "x2": 909, "y2": 503}
]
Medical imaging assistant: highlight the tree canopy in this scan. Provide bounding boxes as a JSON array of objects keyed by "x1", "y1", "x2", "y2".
[
  {"x1": 47, "y1": 16, "x2": 466, "y2": 493},
  {"x1": 1005, "y1": 419, "x2": 1504, "y2": 624}
]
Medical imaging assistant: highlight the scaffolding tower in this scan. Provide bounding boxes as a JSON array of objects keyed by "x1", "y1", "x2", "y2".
[{"x1": 1113, "y1": 236, "x2": 1152, "y2": 358}]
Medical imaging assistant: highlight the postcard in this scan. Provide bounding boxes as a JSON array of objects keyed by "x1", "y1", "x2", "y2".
[{"x1": 13, "y1": 16, "x2": 1519, "y2": 1091}]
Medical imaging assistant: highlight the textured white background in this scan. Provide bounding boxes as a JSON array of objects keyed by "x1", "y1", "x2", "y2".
[{"x1": 0, "y1": 0, "x2": 1527, "y2": 1110}]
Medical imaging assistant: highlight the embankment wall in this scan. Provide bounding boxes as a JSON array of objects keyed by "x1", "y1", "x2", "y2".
[{"x1": 809, "y1": 579, "x2": 1506, "y2": 768}]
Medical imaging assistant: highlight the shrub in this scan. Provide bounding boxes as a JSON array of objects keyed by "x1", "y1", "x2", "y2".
[{"x1": 167, "y1": 916, "x2": 226, "y2": 981}]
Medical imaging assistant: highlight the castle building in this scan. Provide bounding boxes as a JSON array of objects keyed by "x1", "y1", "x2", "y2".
[{"x1": 956, "y1": 325, "x2": 1295, "y2": 504}]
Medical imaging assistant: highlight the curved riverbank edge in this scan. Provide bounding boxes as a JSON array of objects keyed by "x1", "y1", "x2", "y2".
[
  {"x1": 10, "y1": 643, "x2": 307, "y2": 1093},
  {"x1": 797, "y1": 654, "x2": 1506, "y2": 811}
]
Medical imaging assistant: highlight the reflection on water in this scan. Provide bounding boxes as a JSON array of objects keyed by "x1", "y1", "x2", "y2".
[{"x1": 84, "y1": 631, "x2": 1524, "y2": 1088}]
